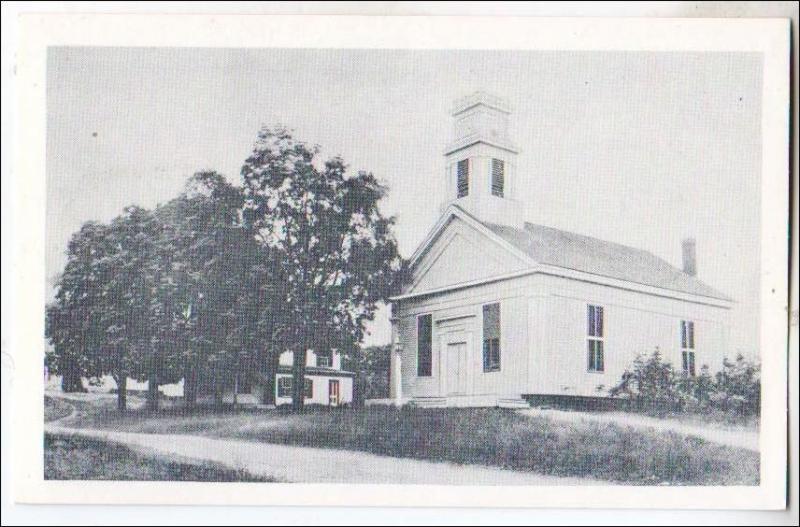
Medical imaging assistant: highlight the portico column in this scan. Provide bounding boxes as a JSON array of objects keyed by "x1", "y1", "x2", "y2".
[{"x1": 390, "y1": 315, "x2": 403, "y2": 405}]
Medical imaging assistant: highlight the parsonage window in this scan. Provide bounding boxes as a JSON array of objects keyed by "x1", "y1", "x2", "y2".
[
  {"x1": 316, "y1": 350, "x2": 332, "y2": 368},
  {"x1": 417, "y1": 314, "x2": 433, "y2": 377},
  {"x1": 277, "y1": 377, "x2": 314, "y2": 398},
  {"x1": 483, "y1": 303, "x2": 501, "y2": 372},
  {"x1": 587, "y1": 304, "x2": 604, "y2": 372},
  {"x1": 277, "y1": 377, "x2": 292, "y2": 398},
  {"x1": 681, "y1": 320, "x2": 696, "y2": 376},
  {"x1": 457, "y1": 159, "x2": 469, "y2": 198},
  {"x1": 491, "y1": 158, "x2": 505, "y2": 197}
]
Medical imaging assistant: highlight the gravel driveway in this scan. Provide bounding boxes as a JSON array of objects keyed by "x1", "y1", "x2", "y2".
[{"x1": 45, "y1": 423, "x2": 602, "y2": 485}]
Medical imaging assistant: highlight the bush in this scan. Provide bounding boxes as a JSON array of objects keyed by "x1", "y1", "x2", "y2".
[
  {"x1": 713, "y1": 354, "x2": 761, "y2": 417},
  {"x1": 611, "y1": 350, "x2": 760, "y2": 418},
  {"x1": 609, "y1": 348, "x2": 682, "y2": 413}
]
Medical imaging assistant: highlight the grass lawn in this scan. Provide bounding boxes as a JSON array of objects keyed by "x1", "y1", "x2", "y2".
[
  {"x1": 55, "y1": 394, "x2": 758, "y2": 485},
  {"x1": 44, "y1": 396, "x2": 73, "y2": 422},
  {"x1": 44, "y1": 433, "x2": 275, "y2": 481}
]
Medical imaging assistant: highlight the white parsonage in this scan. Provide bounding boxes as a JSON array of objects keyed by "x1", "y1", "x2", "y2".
[{"x1": 388, "y1": 92, "x2": 732, "y2": 408}]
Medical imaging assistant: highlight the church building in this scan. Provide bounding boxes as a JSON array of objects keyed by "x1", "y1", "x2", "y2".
[{"x1": 388, "y1": 92, "x2": 732, "y2": 407}]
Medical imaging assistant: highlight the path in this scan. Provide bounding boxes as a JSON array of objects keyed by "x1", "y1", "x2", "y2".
[
  {"x1": 518, "y1": 408, "x2": 759, "y2": 452},
  {"x1": 44, "y1": 424, "x2": 601, "y2": 485}
]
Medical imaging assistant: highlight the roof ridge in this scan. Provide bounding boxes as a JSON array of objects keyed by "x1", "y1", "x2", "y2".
[{"x1": 481, "y1": 220, "x2": 731, "y2": 302}]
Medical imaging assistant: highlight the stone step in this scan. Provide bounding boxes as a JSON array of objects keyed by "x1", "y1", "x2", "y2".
[
  {"x1": 409, "y1": 397, "x2": 448, "y2": 408},
  {"x1": 409, "y1": 396, "x2": 530, "y2": 408},
  {"x1": 497, "y1": 398, "x2": 531, "y2": 409}
]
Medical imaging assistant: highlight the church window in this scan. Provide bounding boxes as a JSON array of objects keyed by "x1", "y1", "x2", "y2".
[
  {"x1": 417, "y1": 314, "x2": 433, "y2": 377},
  {"x1": 681, "y1": 320, "x2": 696, "y2": 376},
  {"x1": 483, "y1": 303, "x2": 501, "y2": 372},
  {"x1": 587, "y1": 304, "x2": 604, "y2": 372}
]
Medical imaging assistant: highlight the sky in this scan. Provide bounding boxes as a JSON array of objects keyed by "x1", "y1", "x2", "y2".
[{"x1": 46, "y1": 48, "x2": 763, "y2": 354}]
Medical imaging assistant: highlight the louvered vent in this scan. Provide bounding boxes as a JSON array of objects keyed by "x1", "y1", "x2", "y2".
[
  {"x1": 491, "y1": 158, "x2": 505, "y2": 197},
  {"x1": 456, "y1": 159, "x2": 469, "y2": 198}
]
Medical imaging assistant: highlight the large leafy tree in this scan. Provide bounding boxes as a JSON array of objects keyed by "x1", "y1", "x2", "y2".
[
  {"x1": 46, "y1": 207, "x2": 161, "y2": 412},
  {"x1": 241, "y1": 127, "x2": 405, "y2": 410},
  {"x1": 101, "y1": 205, "x2": 163, "y2": 411},
  {"x1": 45, "y1": 221, "x2": 112, "y2": 392},
  {"x1": 156, "y1": 171, "x2": 269, "y2": 407}
]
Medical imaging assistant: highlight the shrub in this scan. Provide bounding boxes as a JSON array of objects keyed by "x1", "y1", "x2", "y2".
[
  {"x1": 611, "y1": 349, "x2": 760, "y2": 418},
  {"x1": 713, "y1": 354, "x2": 760, "y2": 417},
  {"x1": 609, "y1": 348, "x2": 682, "y2": 413}
]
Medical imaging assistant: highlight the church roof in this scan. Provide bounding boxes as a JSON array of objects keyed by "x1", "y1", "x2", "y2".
[{"x1": 482, "y1": 220, "x2": 731, "y2": 302}]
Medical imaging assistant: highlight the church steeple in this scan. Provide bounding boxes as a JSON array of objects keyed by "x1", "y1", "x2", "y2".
[{"x1": 441, "y1": 92, "x2": 524, "y2": 228}]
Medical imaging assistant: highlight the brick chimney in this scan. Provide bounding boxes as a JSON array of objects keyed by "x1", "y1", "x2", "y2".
[{"x1": 682, "y1": 238, "x2": 697, "y2": 276}]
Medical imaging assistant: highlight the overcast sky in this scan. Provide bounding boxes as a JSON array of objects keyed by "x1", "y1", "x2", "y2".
[{"x1": 47, "y1": 48, "x2": 762, "y2": 354}]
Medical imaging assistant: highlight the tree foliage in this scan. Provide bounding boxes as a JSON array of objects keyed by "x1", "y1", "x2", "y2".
[
  {"x1": 240, "y1": 127, "x2": 406, "y2": 410},
  {"x1": 46, "y1": 126, "x2": 405, "y2": 413}
]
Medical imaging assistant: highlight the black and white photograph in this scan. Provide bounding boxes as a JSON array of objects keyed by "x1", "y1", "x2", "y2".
[
  {"x1": 41, "y1": 47, "x2": 766, "y2": 487},
  {"x1": 3, "y1": 6, "x2": 794, "y2": 521}
]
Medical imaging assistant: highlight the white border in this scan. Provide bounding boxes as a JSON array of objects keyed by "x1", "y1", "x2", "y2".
[{"x1": 11, "y1": 14, "x2": 790, "y2": 509}]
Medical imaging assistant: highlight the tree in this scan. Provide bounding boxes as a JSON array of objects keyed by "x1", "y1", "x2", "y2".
[
  {"x1": 155, "y1": 171, "x2": 274, "y2": 408},
  {"x1": 45, "y1": 221, "x2": 111, "y2": 392},
  {"x1": 240, "y1": 127, "x2": 405, "y2": 411},
  {"x1": 102, "y1": 205, "x2": 162, "y2": 412}
]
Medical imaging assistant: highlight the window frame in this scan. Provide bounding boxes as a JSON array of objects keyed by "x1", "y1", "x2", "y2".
[
  {"x1": 316, "y1": 350, "x2": 332, "y2": 368},
  {"x1": 304, "y1": 378, "x2": 313, "y2": 399},
  {"x1": 491, "y1": 158, "x2": 505, "y2": 197},
  {"x1": 416, "y1": 313, "x2": 433, "y2": 377},
  {"x1": 456, "y1": 159, "x2": 470, "y2": 198},
  {"x1": 586, "y1": 304, "x2": 605, "y2": 373},
  {"x1": 277, "y1": 376, "x2": 292, "y2": 398},
  {"x1": 482, "y1": 302, "x2": 501, "y2": 373},
  {"x1": 681, "y1": 320, "x2": 696, "y2": 377}
]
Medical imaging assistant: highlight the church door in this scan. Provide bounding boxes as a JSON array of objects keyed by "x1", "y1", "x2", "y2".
[{"x1": 446, "y1": 340, "x2": 468, "y2": 396}]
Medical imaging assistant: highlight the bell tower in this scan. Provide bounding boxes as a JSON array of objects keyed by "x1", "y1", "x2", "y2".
[{"x1": 441, "y1": 92, "x2": 523, "y2": 229}]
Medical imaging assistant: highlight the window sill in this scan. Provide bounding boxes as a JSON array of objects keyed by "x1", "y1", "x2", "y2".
[{"x1": 587, "y1": 370, "x2": 605, "y2": 374}]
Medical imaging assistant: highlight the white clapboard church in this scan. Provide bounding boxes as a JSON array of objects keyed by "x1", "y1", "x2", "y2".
[{"x1": 388, "y1": 92, "x2": 732, "y2": 408}]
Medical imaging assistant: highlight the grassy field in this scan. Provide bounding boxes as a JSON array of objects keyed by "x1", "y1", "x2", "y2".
[
  {"x1": 44, "y1": 395, "x2": 73, "y2": 422},
  {"x1": 44, "y1": 433, "x2": 274, "y2": 481},
  {"x1": 54, "y1": 395, "x2": 758, "y2": 485}
]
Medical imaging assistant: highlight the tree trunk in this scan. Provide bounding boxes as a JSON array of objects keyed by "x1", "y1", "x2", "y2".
[
  {"x1": 115, "y1": 372, "x2": 127, "y2": 413},
  {"x1": 213, "y1": 373, "x2": 223, "y2": 407},
  {"x1": 261, "y1": 351, "x2": 279, "y2": 406},
  {"x1": 233, "y1": 373, "x2": 239, "y2": 408},
  {"x1": 291, "y1": 349, "x2": 307, "y2": 413},
  {"x1": 146, "y1": 371, "x2": 159, "y2": 412},
  {"x1": 61, "y1": 359, "x2": 85, "y2": 392},
  {"x1": 184, "y1": 365, "x2": 198, "y2": 408}
]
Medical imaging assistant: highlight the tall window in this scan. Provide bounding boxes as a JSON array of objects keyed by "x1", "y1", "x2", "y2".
[
  {"x1": 681, "y1": 320, "x2": 696, "y2": 376},
  {"x1": 483, "y1": 303, "x2": 501, "y2": 372},
  {"x1": 491, "y1": 158, "x2": 505, "y2": 197},
  {"x1": 456, "y1": 159, "x2": 469, "y2": 198},
  {"x1": 587, "y1": 305, "x2": 604, "y2": 372},
  {"x1": 304, "y1": 378, "x2": 313, "y2": 398},
  {"x1": 417, "y1": 314, "x2": 432, "y2": 377}
]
